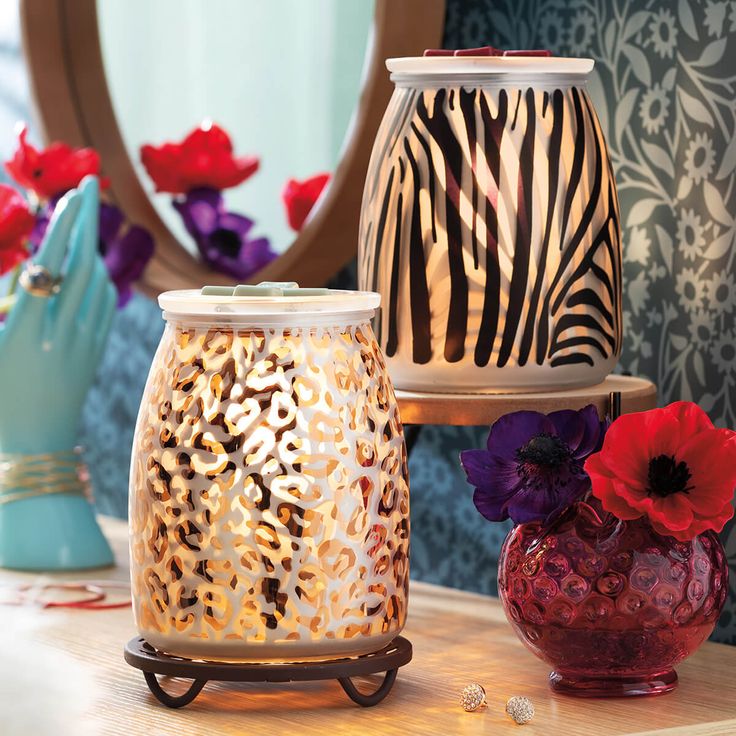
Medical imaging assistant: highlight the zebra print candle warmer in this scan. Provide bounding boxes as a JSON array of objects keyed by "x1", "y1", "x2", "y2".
[{"x1": 358, "y1": 57, "x2": 622, "y2": 392}]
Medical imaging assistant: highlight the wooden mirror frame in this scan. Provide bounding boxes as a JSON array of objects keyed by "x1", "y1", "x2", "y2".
[{"x1": 20, "y1": 0, "x2": 445, "y2": 296}]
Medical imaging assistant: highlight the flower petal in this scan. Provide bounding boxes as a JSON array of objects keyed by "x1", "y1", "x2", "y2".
[
  {"x1": 584, "y1": 451, "x2": 615, "y2": 478},
  {"x1": 552, "y1": 404, "x2": 603, "y2": 458},
  {"x1": 0, "y1": 183, "x2": 33, "y2": 273},
  {"x1": 485, "y1": 411, "x2": 555, "y2": 457},
  {"x1": 507, "y1": 473, "x2": 590, "y2": 525},
  {"x1": 282, "y1": 173, "x2": 330, "y2": 231},
  {"x1": 5, "y1": 126, "x2": 105, "y2": 199},
  {"x1": 549, "y1": 409, "x2": 584, "y2": 448},
  {"x1": 103, "y1": 224, "x2": 154, "y2": 307},
  {"x1": 460, "y1": 449, "x2": 519, "y2": 494},
  {"x1": 597, "y1": 409, "x2": 680, "y2": 489},
  {"x1": 174, "y1": 188, "x2": 224, "y2": 237},
  {"x1": 649, "y1": 500, "x2": 733, "y2": 542},
  {"x1": 690, "y1": 500, "x2": 735, "y2": 536},
  {"x1": 663, "y1": 401, "x2": 715, "y2": 444},
  {"x1": 636, "y1": 493, "x2": 694, "y2": 531},
  {"x1": 99, "y1": 202, "x2": 124, "y2": 245},
  {"x1": 236, "y1": 236, "x2": 276, "y2": 276},
  {"x1": 141, "y1": 124, "x2": 259, "y2": 194},
  {"x1": 678, "y1": 428, "x2": 736, "y2": 504},
  {"x1": 219, "y1": 212, "x2": 255, "y2": 239},
  {"x1": 473, "y1": 484, "x2": 517, "y2": 522},
  {"x1": 590, "y1": 473, "x2": 644, "y2": 520}
]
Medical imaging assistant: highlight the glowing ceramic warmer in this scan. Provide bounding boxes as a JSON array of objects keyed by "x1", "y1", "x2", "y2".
[
  {"x1": 129, "y1": 283, "x2": 409, "y2": 663},
  {"x1": 358, "y1": 54, "x2": 622, "y2": 393}
]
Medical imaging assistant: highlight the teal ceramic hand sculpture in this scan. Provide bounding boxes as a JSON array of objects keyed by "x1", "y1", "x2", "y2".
[{"x1": 0, "y1": 177, "x2": 116, "y2": 569}]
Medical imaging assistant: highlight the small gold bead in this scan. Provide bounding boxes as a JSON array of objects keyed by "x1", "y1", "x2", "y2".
[
  {"x1": 506, "y1": 695, "x2": 534, "y2": 724},
  {"x1": 460, "y1": 683, "x2": 487, "y2": 712}
]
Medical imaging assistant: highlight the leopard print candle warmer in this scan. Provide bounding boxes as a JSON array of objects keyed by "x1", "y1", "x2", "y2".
[{"x1": 130, "y1": 289, "x2": 409, "y2": 662}]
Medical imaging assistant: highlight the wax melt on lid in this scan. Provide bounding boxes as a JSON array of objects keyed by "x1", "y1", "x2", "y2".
[
  {"x1": 423, "y1": 46, "x2": 551, "y2": 57},
  {"x1": 453, "y1": 46, "x2": 504, "y2": 56},
  {"x1": 159, "y1": 281, "x2": 380, "y2": 318}
]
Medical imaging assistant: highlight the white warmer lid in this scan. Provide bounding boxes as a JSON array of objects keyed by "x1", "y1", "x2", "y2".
[
  {"x1": 387, "y1": 55, "x2": 594, "y2": 79},
  {"x1": 158, "y1": 282, "x2": 380, "y2": 320}
]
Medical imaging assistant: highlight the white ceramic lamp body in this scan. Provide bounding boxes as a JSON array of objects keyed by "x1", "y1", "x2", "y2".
[
  {"x1": 129, "y1": 289, "x2": 409, "y2": 661},
  {"x1": 358, "y1": 56, "x2": 622, "y2": 393}
]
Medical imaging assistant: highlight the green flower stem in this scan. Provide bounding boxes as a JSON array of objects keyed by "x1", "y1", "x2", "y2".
[
  {"x1": 0, "y1": 293, "x2": 18, "y2": 316},
  {"x1": 7, "y1": 262, "x2": 21, "y2": 297},
  {"x1": 0, "y1": 263, "x2": 23, "y2": 316}
]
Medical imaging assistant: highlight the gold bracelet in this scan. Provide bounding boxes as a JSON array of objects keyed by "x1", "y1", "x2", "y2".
[{"x1": 0, "y1": 448, "x2": 92, "y2": 505}]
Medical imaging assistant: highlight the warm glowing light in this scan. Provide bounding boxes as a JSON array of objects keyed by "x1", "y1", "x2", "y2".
[{"x1": 130, "y1": 319, "x2": 409, "y2": 662}]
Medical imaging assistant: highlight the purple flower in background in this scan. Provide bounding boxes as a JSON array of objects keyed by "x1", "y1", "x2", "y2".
[
  {"x1": 29, "y1": 197, "x2": 57, "y2": 253},
  {"x1": 30, "y1": 198, "x2": 153, "y2": 307},
  {"x1": 173, "y1": 188, "x2": 276, "y2": 280},
  {"x1": 460, "y1": 405, "x2": 607, "y2": 526},
  {"x1": 98, "y1": 203, "x2": 154, "y2": 307}
]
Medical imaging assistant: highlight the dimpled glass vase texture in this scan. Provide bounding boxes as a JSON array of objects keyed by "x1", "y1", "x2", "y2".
[
  {"x1": 129, "y1": 301, "x2": 409, "y2": 662},
  {"x1": 498, "y1": 501, "x2": 727, "y2": 697},
  {"x1": 358, "y1": 56, "x2": 622, "y2": 393}
]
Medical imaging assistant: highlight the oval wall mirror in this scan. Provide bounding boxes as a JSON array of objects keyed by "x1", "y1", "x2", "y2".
[{"x1": 20, "y1": 0, "x2": 445, "y2": 296}]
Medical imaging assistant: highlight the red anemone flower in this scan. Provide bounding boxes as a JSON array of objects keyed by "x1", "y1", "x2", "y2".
[
  {"x1": 585, "y1": 402, "x2": 736, "y2": 542},
  {"x1": 5, "y1": 126, "x2": 108, "y2": 200},
  {"x1": 0, "y1": 184, "x2": 34, "y2": 275},
  {"x1": 282, "y1": 172, "x2": 330, "y2": 231},
  {"x1": 140, "y1": 123, "x2": 259, "y2": 194}
]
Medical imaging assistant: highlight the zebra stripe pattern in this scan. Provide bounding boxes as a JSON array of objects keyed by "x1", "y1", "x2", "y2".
[{"x1": 358, "y1": 83, "x2": 622, "y2": 392}]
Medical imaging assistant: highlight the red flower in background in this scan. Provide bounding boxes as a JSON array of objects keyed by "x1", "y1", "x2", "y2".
[
  {"x1": 0, "y1": 184, "x2": 34, "y2": 275},
  {"x1": 5, "y1": 126, "x2": 108, "y2": 200},
  {"x1": 282, "y1": 172, "x2": 330, "y2": 231},
  {"x1": 585, "y1": 402, "x2": 736, "y2": 542},
  {"x1": 140, "y1": 123, "x2": 259, "y2": 194}
]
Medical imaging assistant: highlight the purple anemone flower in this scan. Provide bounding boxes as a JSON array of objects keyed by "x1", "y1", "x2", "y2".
[
  {"x1": 98, "y1": 203, "x2": 154, "y2": 307},
  {"x1": 30, "y1": 198, "x2": 154, "y2": 307},
  {"x1": 173, "y1": 188, "x2": 276, "y2": 281},
  {"x1": 460, "y1": 405, "x2": 607, "y2": 526},
  {"x1": 29, "y1": 203, "x2": 52, "y2": 253}
]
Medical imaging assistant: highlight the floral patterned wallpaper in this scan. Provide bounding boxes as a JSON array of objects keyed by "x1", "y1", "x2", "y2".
[{"x1": 443, "y1": 0, "x2": 736, "y2": 421}]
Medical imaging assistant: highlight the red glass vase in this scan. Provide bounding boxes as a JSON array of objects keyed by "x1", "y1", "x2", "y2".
[{"x1": 498, "y1": 501, "x2": 728, "y2": 697}]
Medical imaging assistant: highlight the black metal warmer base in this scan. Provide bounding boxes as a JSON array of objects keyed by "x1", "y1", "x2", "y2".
[{"x1": 124, "y1": 636, "x2": 412, "y2": 709}]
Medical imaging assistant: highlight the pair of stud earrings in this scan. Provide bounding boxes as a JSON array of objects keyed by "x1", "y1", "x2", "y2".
[{"x1": 460, "y1": 684, "x2": 534, "y2": 725}]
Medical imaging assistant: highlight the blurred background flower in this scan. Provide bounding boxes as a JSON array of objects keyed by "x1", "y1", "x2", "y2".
[
  {"x1": 3, "y1": 126, "x2": 153, "y2": 307},
  {"x1": 282, "y1": 172, "x2": 331, "y2": 232},
  {"x1": 5, "y1": 125, "x2": 109, "y2": 200},
  {"x1": 0, "y1": 183, "x2": 33, "y2": 275},
  {"x1": 141, "y1": 122, "x2": 282, "y2": 282},
  {"x1": 140, "y1": 122, "x2": 259, "y2": 194},
  {"x1": 173, "y1": 188, "x2": 275, "y2": 281}
]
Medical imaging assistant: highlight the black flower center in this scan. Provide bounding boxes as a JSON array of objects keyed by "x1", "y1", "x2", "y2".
[
  {"x1": 647, "y1": 454, "x2": 694, "y2": 497},
  {"x1": 516, "y1": 433, "x2": 571, "y2": 468},
  {"x1": 210, "y1": 228, "x2": 241, "y2": 258},
  {"x1": 721, "y1": 343, "x2": 736, "y2": 362}
]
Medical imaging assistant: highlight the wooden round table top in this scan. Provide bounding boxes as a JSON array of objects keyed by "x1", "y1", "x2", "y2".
[{"x1": 395, "y1": 375, "x2": 657, "y2": 426}]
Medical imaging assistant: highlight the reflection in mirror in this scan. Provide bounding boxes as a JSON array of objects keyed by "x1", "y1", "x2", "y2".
[{"x1": 97, "y1": 0, "x2": 374, "y2": 258}]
